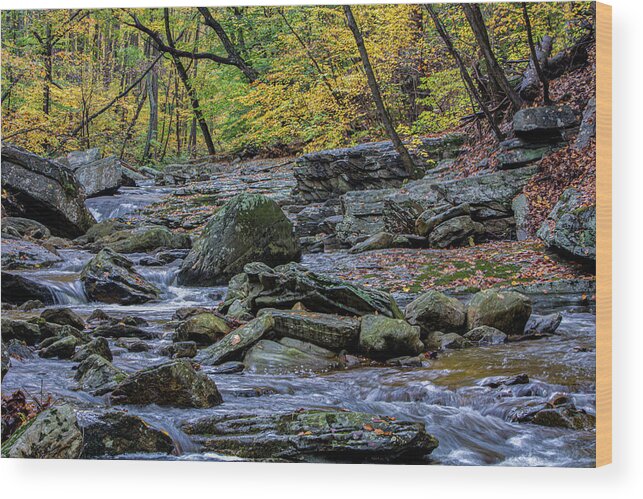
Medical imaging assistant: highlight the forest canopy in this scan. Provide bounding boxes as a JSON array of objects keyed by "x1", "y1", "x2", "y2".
[{"x1": 1, "y1": 3, "x2": 593, "y2": 163}]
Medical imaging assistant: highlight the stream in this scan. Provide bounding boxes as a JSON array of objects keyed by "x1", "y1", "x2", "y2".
[{"x1": 1, "y1": 182, "x2": 597, "y2": 467}]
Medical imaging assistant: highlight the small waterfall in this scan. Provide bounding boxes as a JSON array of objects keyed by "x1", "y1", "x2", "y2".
[
  {"x1": 138, "y1": 267, "x2": 179, "y2": 292},
  {"x1": 45, "y1": 279, "x2": 89, "y2": 305}
]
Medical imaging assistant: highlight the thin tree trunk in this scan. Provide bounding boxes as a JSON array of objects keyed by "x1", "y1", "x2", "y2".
[
  {"x1": 521, "y1": 2, "x2": 551, "y2": 104},
  {"x1": 142, "y1": 41, "x2": 159, "y2": 162},
  {"x1": 43, "y1": 24, "x2": 52, "y2": 115},
  {"x1": 425, "y1": 5, "x2": 503, "y2": 141},
  {"x1": 343, "y1": 5, "x2": 416, "y2": 176},
  {"x1": 120, "y1": 85, "x2": 147, "y2": 159},
  {"x1": 461, "y1": 3, "x2": 522, "y2": 112}
]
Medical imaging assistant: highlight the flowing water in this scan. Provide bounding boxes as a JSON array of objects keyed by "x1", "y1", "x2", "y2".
[{"x1": 1, "y1": 183, "x2": 597, "y2": 467}]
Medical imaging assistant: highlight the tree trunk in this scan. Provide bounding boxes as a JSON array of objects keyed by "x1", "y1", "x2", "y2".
[
  {"x1": 43, "y1": 23, "x2": 53, "y2": 115},
  {"x1": 461, "y1": 3, "x2": 522, "y2": 112},
  {"x1": 425, "y1": 5, "x2": 503, "y2": 141},
  {"x1": 142, "y1": 41, "x2": 159, "y2": 162},
  {"x1": 521, "y1": 3, "x2": 551, "y2": 104},
  {"x1": 343, "y1": 5, "x2": 416, "y2": 176}
]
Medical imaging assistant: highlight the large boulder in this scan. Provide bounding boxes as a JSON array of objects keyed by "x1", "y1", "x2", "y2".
[
  {"x1": 183, "y1": 410, "x2": 439, "y2": 463},
  {"x1": 80, "y1": 411, "x2": 175, "y2": 458},
  {"x1": 1, "y1": 143, "x2": 96, "y2": 238},
  {"x1": 178, "y1": 193, "x2": 301, "y2": 285},
  {"x1": 537, "y1": 188, "x2": 595, "y2": 262},
  {"x1": 40, "y1": 307, "x2": 85, "y2": 330},
  {"x1": 243, "y1": 338, "x2": 341, "y2": 374},
  {"x1": 222, "y1": 262, "x2": 402, "y2": 319},
  {"x1": 80, "y1": 248, "x2": 160, "y2": 305},
  {"x1": 404, "y1": 291, "x2": 466, "y2": 336},
  {"x1": 75, "y1": 354, "x2": 126, "y2": 395},
  {"x1": 1, "y1": 271, "x2": 56, "y2": 305},
  {"x1": 1, "y1": 217, "x2": 51, "y2": 239},
  {"x1": 2, "y1": 404, "x2": 83, "y2": 459},
  {"x1": 466, "y1": 290, "x2": 532, "y2": 335},
  {"x1": 257, "y1": 308, "x2": 360, "y2": 351},
  {"x1": 359, "y1": 315, "x2": 424, "y2": 360},
  {"x1": 428, "y1": 215, "x2": 485, "y2": 248},
  {"x1": 197, "y1": 314, "x2": 274, "y2": 366},
  {"x1": 90, "y1": 225, "x2": 191, "y2": 254},
  {"x1": 69, "y1": 155, "x2": 122, "y2": 197},
  {"x1": 110, "y1": 359, "x2": 223, "y2": 408},
  {"x1": 512, "y1": 105, "x2": 578, "y2": 139},
  {"x1": 174, "y1": 312, "x2": 231, "y2": 346}
]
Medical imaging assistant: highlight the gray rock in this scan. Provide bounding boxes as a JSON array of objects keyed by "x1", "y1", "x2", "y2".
[
  {"x1": 160, "y1": 341, "x2": 198, "y2": 359},
  {"x1": 72, "y1": 337, "x2": 112, "y2": 362},
  {"x1": 243, "y1": 337, "x2": 341, "y2": 374},
  {"x1": 197, "y1": 314, "x2": 274, "y2": 366},
  {"x1": 182, "y1": 409, "x2": 439, "y2": 463},
  {"x1": 1, "y1": 217, "x2": 51, "y2": 239},
  {"x1": 512, "y1": 194, "x2": 530, "y2": 241},
  {"x1": 1, "y1": 318, "x2": 42, "y2": 345},
  {"x1": 359, "y1": 315, "x2": 423, "y2": 360},
  {"x1": 40, "y1": 307, "x2": 85, "y2": 330},
  {"x1": 428, "y1": 215, "x2": 485, "y2": 248},
  {"x1": 467, "y1": 290, "x2": 532, "y2": 335},
  {"x1": 537, "y1": 188, "x2": 595, "y2": 261},
  {"x1": 435, "y1": 332, "x2": 472, "y2": 350},
  {"x1": 405, "y1": 290, "x2": 466, "y2": 336},
  {"x1": 39, "y1": 334, "x2": 81, "y2": 359},
  {"x1": 257, "y1": 308, "x2": 360, "y2": 351},
  {"x1": 80, "y1": 248, "x2": 160, "y2": 305},
  {"x1": 463, "y1": 325, "x2": 507, "y2": 345},
  {"x1": 1, "y1": 143, "x2": 96, "y2": 238},
  {"x1": 72, "y1": 156, "x2": 122, "y2": 197},
  {"x1": 481, "y1": 373, "x2": 529, "y2": 388},
  {"x1": 222, "y1": 262, "x2": 402, "y2": 319},
  {"x1": 575, "y1": 97, "x2": 596, "y2": 150},
  {"x1": 110, "y1": 359, "x2": 223, "y2": 408},
  {"x1": 524, "y1": 312, "x2": 563, "y2": 336},
  {"x1": 66, "y1": 148, "x2": 101, "y2": 168},
  {"x1": 2, "y1": 404, "x2": 83, "y2": 459},
  {"x1": 178, "y1": 193, "x2": 301, "y2": 285},
  {"x1": 90, "y1": 225, "x2": 191, "y2": 253},
  {"x1": 174, "y1": 313, "x2": 231, "y2": 346},
  {"x1": 75, "y1": 354, "x2": 126, "y2": 395},
  {"x1": 513, "y1": 105, "x2": 578, "y2": 139},
  {"x1": 1, "y1": 237, "x2": 62, "y2": 270},
  {"x1": 1, "y1": 344, "x2": 10, "y2": 380},
  {"x1": 92, "y1": 323, "x2": 152, "y2": 339},
  {"x1": 114, "y1": 338, "x2": 150, "y2": 352}
]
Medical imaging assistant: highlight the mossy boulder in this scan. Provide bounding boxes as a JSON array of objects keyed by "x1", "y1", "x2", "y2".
[
  {"x1": 404, "y1": 290, "x2": 466, "y2": 336},
  {"x1": 90, "y1": 225, "x2": 191, "y2": 254},
  {"x1": 466, "y1": 289, "x2": 532, "y2": 335},
  {"x1": 40, "y1": 307, "x2": 85, "y2": 330},
  {"x1": 72, "y1": 337, "x2": 112, "y2": 362},
  {"x1": 243, "y1": 338, "x2": 341, "y2": 374},
  {"x1": 359, "y1": 315, "x2": 424, "y2": 360},
  {"x1": 174, "y1": 312, "x2": 231, "y2": 346},
  {"x1": 110, "y1": 359, "x2": 222, "y2": 408},
  {"x1": 178, "y1": 193, "x2": 301, "y2": 285},
  {"x1": 75, "y1": 354, "x2": 127, "y2": 395},
  {"x1": 80, "y1": 248, "x2": 160, "y2": 305},
  {"x1": 38, "y1": 334, "x2": 81, "y2": 359},
  {"x1": 1, "y1": 318, "x2": 42, "y2": 345}
]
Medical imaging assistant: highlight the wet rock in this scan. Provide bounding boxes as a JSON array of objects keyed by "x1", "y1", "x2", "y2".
[
  {"x1": 172, "y1": 306, "x2": 212, "y2": 321},
  {"x1": 160, "y1": 341, "x2": 198, "y2": 359},
  {"x1": 182, "y1": 410, "x2": 438, "y2": 463},
  {"x1": 510, "y1": 396, "x2": 595, "y2": 430},
  {"x1": 524, "y1": 312, "x2": 563, "y2": 336},
  {"x1": 243, "y1": 338, "x2": 341, "y2": 374},
  {"x1": 463, "y1": 326, "x2": 508, "y2": 345},
  {"x1": 513, "y1": 105, "x2": 578, "y2": 139},
  {"x1": 2, "y1": 404, "x2": 83, "y2": 459},
  {"x1": 80, "y1": 411, "x2": 175, "y2": 458},
  {"x1": 1, "y1": 271, "x2": 56, "y2": 305},
  {"x1": 222, "y1": 262, "x2": 402, "y2": 319},
  {"x1": 39, "y1": 334, "x2": 81, "y2": 359},
  {"x1": 110, "y1": 359, "x2": 223, "y2": 408},
  {"x1": 17, "y1": 300, "x2": 44, "y2": 311},
  {"x1": 481, "y1": 373, "x2": 529, "y2": 388},
  {"x1": 210, "y1": 361, "x2": 245, "y2": 374},
  {"x1": 1, "y1": 237, "x2": 62, "y2": 269},
  {"x1": 66, "y1": 148, "x2": 101, "y2": 167},
  {"x1": 92, "y1": 323, "x2": 152, "y2": 339},
  {"x1": 428, "y1": 215, "x2": 485, "y2": 248},
  {"x1": 72, "y1": 337, "x2": 112, "y2": 362},
  {"x1": 1, "y1": 318, "x2": 42, "y2": 345},
  {"x1": 91, "y1": 225, "x2": 191, "y2": 254},
  {"x1": 348, "y1": 232, "x2": 425, "y2": 253},
  {"x1": 87, "y1": 309, "x2": 112, "y2": 324},
  {"x1": 197, "y1": 314, "x2": 275, "y2": 366},
  {"x1": 114, "y1": 338, "x2": 150, "y2": 352},
  {"x1": 40, "y1": 307, "x2": 85, "y2": 331},
  {"x1": 359, "y1": 315, "x2": 424, "y2": 360},
  {"x1": 434, "y1": 332, "x2": 472, "y2": 350},
  {"x1": 75, "y1": 354, "x2": 127, "y2": 395},
  {"x1": 257, "y1": 308, "x2": 360, "y2": 351},
  {"x1": 385, "y1": 355, "x2": 427, "y2": 368},
  {"x1": 512, "y1": 193, "x2": 530, "y2": 241},
  {"x1": 140, "y1": 248, "x2": 190, "y2": 266},
  {"x1": 77, "y1": 219, "x2": 128, "y2": 245},
  {"x1": 80, "y1": 248, "x2": 160, "y2": 305},
  {"x1": 1, "y1": 143, "x2": 96, "y2": 238},
  {"x1": 467, "y1": 289, "x2": 532, "y2": 335},
  {"x1": 5, "y1": 339, "x2": 33, "y2": 360},
  {"x1": 404, "y1": 290, "x2": 466, "y2": 336},
  {"x1": 1, "y1": 217, "x2": 51, "y2": 239},
  {"x1": 69, "y1": 155, "x2": 122, "y2": 198},
  {"x1": 537, "y1": 188, "x2": 595, "y2": 262},
  {"x1": 31, "y1": 319, "x2": 83, "y2": 344},
  {"x1": 174, "y1": 312, "x2": 231, "y2": 346},
  {"x1": 178, "y1": 193, "x2": 301, "y2": 286}
]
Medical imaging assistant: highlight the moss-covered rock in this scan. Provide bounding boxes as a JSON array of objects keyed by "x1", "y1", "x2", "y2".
[
  {"x1": 174, "y1": 312, "x2": 231, "y2": 346},
  {"x1": 72, "y1": 336, "x2": 112, "y2": 362},
  {"x1": 91, "y1": 225, "x2": 191, "y2": 254},
  {"x1": 40, "y1": 307, "x2": 85, "y2": 330},
  {"x1": 243, "y1": 337, "x2": 341, "y2": 374},
  {"x1": 75, "y1": 354, "x2": 126, "y2": 395},
  {"x1": 178, "y1": 193, "x2": 301, "y2": 285},
  {"x1": 404, "y1": 290, "x2": 466, "y2": 336},
  {"x1": 359, "y1": 315, "x2": 423, "y2": 360},
  {"x1": 110, "y1": 359, "x2": 222, "y2": 408},
  {"x1": 466, "y1": 289, "x2": 532, "y2": 335}
]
